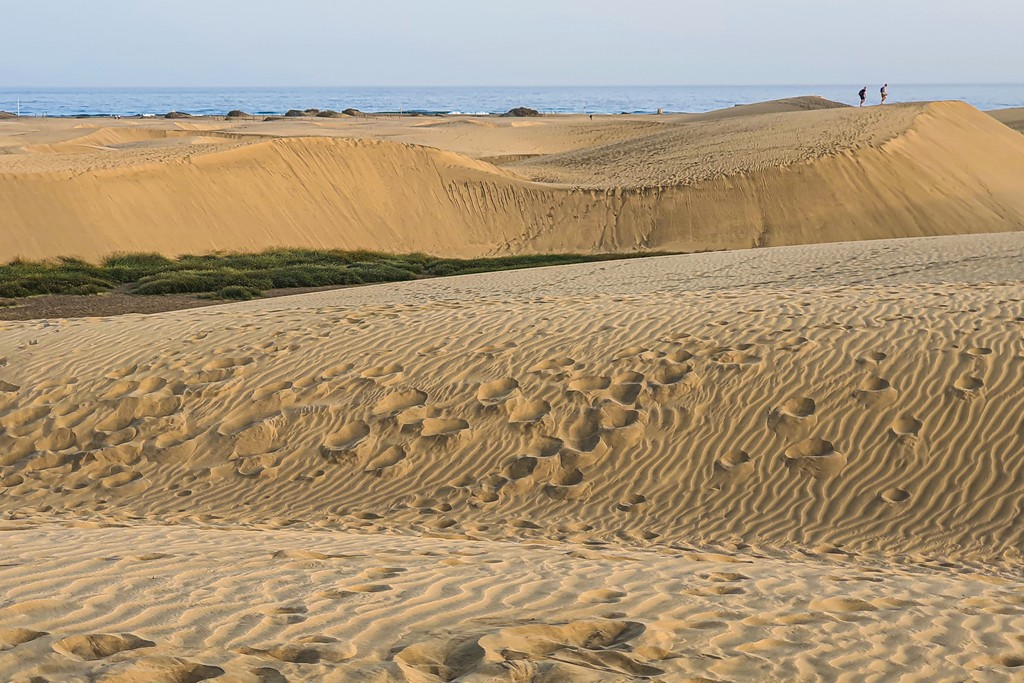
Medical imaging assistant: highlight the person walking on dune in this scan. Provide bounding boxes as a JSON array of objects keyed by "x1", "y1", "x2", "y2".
[
  {"x1": 859, "y1": 86, "x2": 867, "y2": 107},
  {"x1": 880, "y1": 83, "x2": 888, "y2": 104}
]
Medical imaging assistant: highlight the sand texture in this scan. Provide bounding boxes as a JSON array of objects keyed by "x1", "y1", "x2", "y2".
[
  {"x1": 2, "y1": 100, "x2": 1024, "y2": 261},
  {"x1": 2, "y1": 233, "x2": 1024, "y2": 681}
]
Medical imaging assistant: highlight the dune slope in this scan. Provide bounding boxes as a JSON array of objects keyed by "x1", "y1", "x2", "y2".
[
  {"x1": 2, "y1": 233, "x2": 1023, "y2": 561},
  {"x1": 1, "y1": 101, "x2": 1023, "y2": 261}
]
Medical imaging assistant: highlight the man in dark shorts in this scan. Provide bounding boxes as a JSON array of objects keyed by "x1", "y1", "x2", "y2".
[
  {"x1": 859, "y1": 86, "x2": 867, "y2": 106},
  {"x1": 880, "y1": 84, "x2": 888, "y2": 104}
]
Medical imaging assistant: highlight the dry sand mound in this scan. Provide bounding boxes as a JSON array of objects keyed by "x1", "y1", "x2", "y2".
[
  {"x1": 2, "y1": 233, "x2": 1024, "y2": 681},
  {"x1": 681, "y1": 94, "x2": 849, "y2": 122},
  {"x1": 1, "y1": 101, "x2": 1023, "y2": 261}
]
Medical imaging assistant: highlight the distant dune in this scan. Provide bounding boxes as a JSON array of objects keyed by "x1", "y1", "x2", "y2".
[
  {"x1": 1, "y1": 99, "x2": 1023, "y2": 261},
  {"x1": 990, "y1": 106, "x2": 1024, "y2": 133}
]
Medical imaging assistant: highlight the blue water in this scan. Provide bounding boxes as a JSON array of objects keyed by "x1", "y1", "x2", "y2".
[{"x1": 1, "y1": 85, "x2": 1022, "y2": 118}]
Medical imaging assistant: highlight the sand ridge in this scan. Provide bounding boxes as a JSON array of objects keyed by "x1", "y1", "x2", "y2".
[{"x1": 2, "y1": 99, "x2": 1024, "y2": 261}]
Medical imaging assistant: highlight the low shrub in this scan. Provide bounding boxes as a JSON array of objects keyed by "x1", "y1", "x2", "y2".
[
  {"x1": 0, "y1": 249, "x2": 671, "y2": 300},
  {"x1": 214, "y1": 285, "x2": 261, "y2": 300}
]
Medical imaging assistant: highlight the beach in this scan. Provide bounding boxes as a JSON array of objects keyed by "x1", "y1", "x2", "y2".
[{"x1": 2, "y1": 97, "x2": 1024, "y2": 682}]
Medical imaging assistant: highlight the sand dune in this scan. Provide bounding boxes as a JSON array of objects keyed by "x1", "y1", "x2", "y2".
[
  {"x1": 990, "y1": 106, "x2": 1024, "y2": 133},
  {"x1": 2, "y1": 100, "x2": 1024, "y2": 261},
  {"x1": 2, "y1": 233, "x2": 1024, "y2": 681}
]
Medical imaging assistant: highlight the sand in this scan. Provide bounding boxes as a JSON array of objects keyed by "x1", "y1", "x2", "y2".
[
  {"x1": 2, "y1": 99, "x2": 1024, "y2": 261},
  {"x1": 3, "y1": 95, "x2": 1024, "y2": 681},
  {"x1": 990, "y1": 107, "x2": 1024, "y2": 133},
  {"x1": 2, "y1": 232, "x2": 1024, "y2": 681}
]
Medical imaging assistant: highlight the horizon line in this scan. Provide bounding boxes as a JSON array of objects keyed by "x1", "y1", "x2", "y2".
[{"x1": 3, "y1": 82, "x2": 1024, "y2": 90}]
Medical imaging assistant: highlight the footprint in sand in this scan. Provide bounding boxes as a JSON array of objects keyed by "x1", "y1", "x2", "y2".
[
  {"x1": 612, "y1": 346, "x2": 648, "y2": 360},
  {"x1": 600, "y1": 405, "x2": 646, "y2": 449},
  {"x1": 261, "y1": 604, "x2": 308, "y2": 625},
  {"x1": 783, "y1": 438, "x2": 846, "y2": 480},
  {"x1": 526, "y1": 435, "x2": 563, "y2": 457},
  {"x1": 650, "y1": 362, "x2": 692, "y2": 386},
  {"x1": 251, "y1": 381, "x2": 294, "y2": 402},
  {"x1": 360, "y1": 362, "x2": 404, "y2": 382},
  {"x1": 890, "y1": 414, "x2": 923, "y2": 441},
  {"x1": 102, "y1": 657, "x2": 225, "y2": 682},
  {"x1": 709, "y1": 449, "x2": 755, "y2": 489},
  {"x1": 508, "y1": 398, "x2": 551, "y2": 425},
  {"x1": 34, "y1": 427, "x2": 77, "y2": 452},
  {"x1": 854, "y1": 375, "x2": 898, "y2": 408},
  {"x1": 364, "y1": 445, "x2": 409, "y2": 478},
  {"x1": 198, "y1": 356, "x2": 253, "y2": 382},
  {"x1": 240, "y1": 636, "x2": 355, "y2": 664},
  {"x1": 608, "y1": 373, "x2": 644, "y2": 405},
  {"x1": 766, "y1": 399, "x2": 816, "y2": 445},
  {"x1": 321, "y1": 421, "x2": 371, "y2": 460},
  {"x1": 997, "y1": 654, "x2": 1024, "y2": 668},
  {"x1": 880, "y1": 487, "x2": 912, "y2": 504},
  {"x1": 364, "y1": 567, "x2": 408, "y2": 579},
  {"x1": 544, "y1": 466, "x2": 588, "y2": 503},
  {"x1": 345, "y1": 583, "x2": 393, "y2": 593},
  {"x1": 952, "y1": 374, "x2": 985, "y2": 400},
  {"x1": 0, "y1": 628, "x2": 47, "y2": 650},
  {"x1": 616, "y1": 493, "x2": 647, "y2": 512},
  {"x1": 372, "y1": 389, "x2": 428, "y2": 418},
  {"x1": 567, "y1": 375, "x2": 611, "y2": 394},
  {"x1": 478, "y1": 619, "x2": 664, "y2": 678},
  {"x1": 476, "y1": 378, "x2": 520, "y2": 406},
  {"x1": 420, "y1": 417, "x2": 469, "y2": 438},
  {"x1": 856, "y1": 350, "x2": 888, "y2": 364},
  {"x1": 220, "y1": 416, "x2": 280, "y2": 458},
  {"x1": 580, "y1": 588, "x2": 627, "y2": 603},
  {"x1": 504, "y1": 456, "x2": 539, "y2": 480},
  {"x1": 529, "y1": 356, "x2": 576, "y2": 373},
  {"x1": 52, "y1": 633, "x2": 155, "y2": 661},
  {"x1": 808, "y1": 596, "x2": 877, "y2": 613}
]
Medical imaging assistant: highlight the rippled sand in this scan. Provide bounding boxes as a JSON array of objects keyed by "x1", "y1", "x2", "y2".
[{"x1": 2, "y1": 233, "x2": 1024, "y2": 681}]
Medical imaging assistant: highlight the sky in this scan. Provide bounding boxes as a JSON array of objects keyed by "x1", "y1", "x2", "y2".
[{"x1": 2, "y1": 0, "x2": 1022, "y2": 87}]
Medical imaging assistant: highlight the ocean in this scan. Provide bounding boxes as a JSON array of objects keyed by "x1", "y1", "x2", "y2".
[{"x1": 1, "y1": 84, "x2": 1022, "y2": 118}]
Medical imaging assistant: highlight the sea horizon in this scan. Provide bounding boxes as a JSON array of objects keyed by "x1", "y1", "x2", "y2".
[{"x1": 3, "y1": 83, "x2": 1023, "y2": 118}]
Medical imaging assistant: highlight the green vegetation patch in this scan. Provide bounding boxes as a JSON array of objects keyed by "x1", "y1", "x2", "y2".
[{"x1": 0, "y1": 248, "x2": 669, "y2": 300}]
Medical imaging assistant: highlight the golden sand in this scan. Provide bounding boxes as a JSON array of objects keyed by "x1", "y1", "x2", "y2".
[
  {"x1": 2, "y1": 98, "x2": 1024, "y2": 682},
  {"x1": 1, "y1": 99, "x2": 1023, "y2": 261},
  {"x1": 2, "y1": 232, "x2": 1024, "y2": 681}
]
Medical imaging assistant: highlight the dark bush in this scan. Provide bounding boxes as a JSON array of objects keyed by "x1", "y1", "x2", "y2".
[
  {"x1": 215, "y1": 285, "x2": 261, "y2": 300},
  {"x1": 501, "y1": 107, "x2": 541, "y2": 117},
  {"x1": 102, "y1": 253, "x2": 176, "y2": 282},
  {"x1": 348, "y1": 262, "x2": 417, "y2": 283},
  {"x1": 134, "y1": 269, "x2": 272, "y2": 295},
  {"x1": 264, "y1": 265, "x2": 361, "y2": 289}
]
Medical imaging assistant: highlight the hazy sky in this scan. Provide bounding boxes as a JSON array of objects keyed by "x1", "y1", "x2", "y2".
[{"x1": 3, "y1": 0, "x2": 1022, "y2": 87}]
